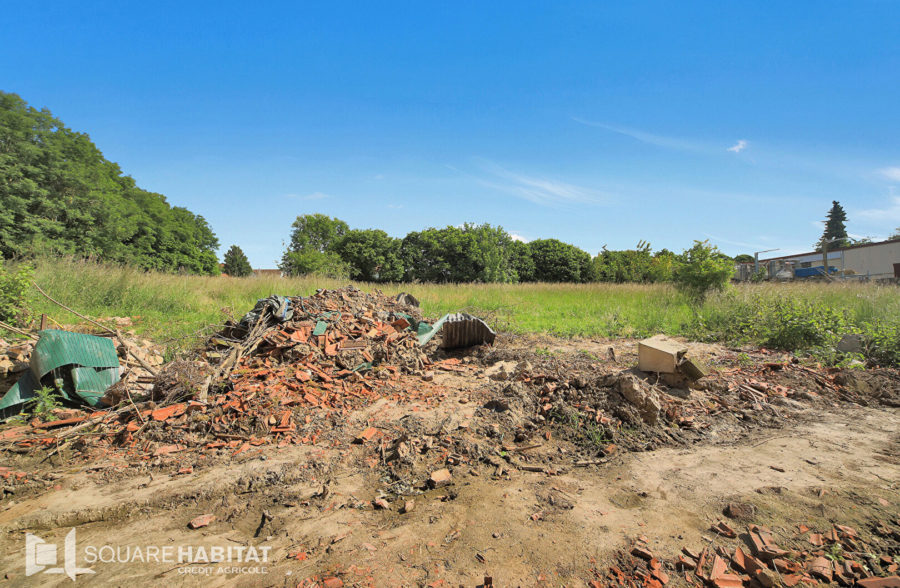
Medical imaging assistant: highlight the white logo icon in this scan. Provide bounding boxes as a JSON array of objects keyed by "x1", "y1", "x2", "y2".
[{"x1": 26, "y1": 528, "x2": 95, "y2": 581}]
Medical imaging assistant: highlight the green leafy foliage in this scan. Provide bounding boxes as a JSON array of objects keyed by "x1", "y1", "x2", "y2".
[
  {"x1": 592, "y1": 241, "x2": 675, "y2": 283},
  {"x1": 672, "y1": 240, "x2": 734, "y2": 303},
  {"x1": 0, "y1": 92, "x2": 220, "y2": 274},
  {"x1": 0, "y1": 258, "x2": 33, "y2": 325},
  {"x1": 279, "y1": 214, "x2": 350, "y2": 277},
  {"x1": 528, "y1": 239, "x2": 593, "y2": 283},
  {"x1": 27, "y1": 386, "x2": 62, "y2": 422},
  {"x1": 334, "y1": 229, "x2": 403, "y2": 282},
  {"x1": 862, "y1": 321, "x2": 900, "y2": 366},
  {"x1": 222, "y1": 245, "x2": 252, "y2": 277},
  {"x1": 400, "y1": 223, "x2": 521, "y2": 283},
  {"x1": 733, "y1": 254, "x2": 754, "y2": 264}
]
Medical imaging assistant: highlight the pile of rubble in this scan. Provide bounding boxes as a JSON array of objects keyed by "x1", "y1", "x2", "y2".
[
  {"x1": 594, "y1": 517, "x2": 900, "y2": 588},
  {"x1": 0, "y1": 288, "x2": 478, "y2": 463}
]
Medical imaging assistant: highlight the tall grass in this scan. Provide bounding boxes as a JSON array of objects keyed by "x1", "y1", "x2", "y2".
[{"x1": 17, "y1": 258, "x2": 900, "y2": 362}]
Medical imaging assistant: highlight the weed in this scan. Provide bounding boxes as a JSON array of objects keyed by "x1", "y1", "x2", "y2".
[
  {"x1": 549, "y1": 409, "x2": 612, "y2": 451},
  {"x1": 577, "y1": 349, "x2": 600, "y2": 361},
  {"x1": 26, "y1": 386, "x2": 62, "y2": 422}
]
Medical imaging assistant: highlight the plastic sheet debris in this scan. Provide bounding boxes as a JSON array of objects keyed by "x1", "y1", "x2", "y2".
[{"x1": 240, "y1": 295, "x2": 293, "y2": 328}]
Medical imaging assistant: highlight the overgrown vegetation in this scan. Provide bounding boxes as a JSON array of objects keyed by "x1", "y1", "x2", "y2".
[
  {"x1": 672, "y1": 240, "x2": 734, "y2": 303},
  {"x1": 0, "y1": 92, "x2": 220, "y2": 274},
  {"x1": 0, "y1": 257, "x2": 33, "y2": 325},
  {"x1": 15, "y1": 257, "x2": 900, "y2": 367},
  {"x1": 279, "y1": 214, "x2": 734, "y2": 286}
]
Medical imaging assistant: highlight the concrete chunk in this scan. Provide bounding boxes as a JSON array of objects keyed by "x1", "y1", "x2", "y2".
[{"x1": 638, "y1": 335, "x2": 686, "y2": 374}]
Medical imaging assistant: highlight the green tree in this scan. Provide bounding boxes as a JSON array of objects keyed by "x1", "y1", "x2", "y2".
[
  {"x1": 591, "y1": 242, "x2": 675, "y2": 283},
  {"x1": 0, "y1": 92, "x2": 220, "y2": 274},
  {"x1": 222, "y1": 245, "x2": 252, "y2": 277},
  {"x1": 529, "y1": 239, "x2": 592, "y2": 283},
  {"x1": 672, "y1": 240, "x2": 734, "y2": 303},
  {"x1": 733, "y1": 254, "x2": 754, "y2": 264},
  {"x1": 280, "y1": 214, "x2": 350, "y2": 277},
  {"x1": 334, "y1": 229, "x2": 403, "y2": 282},
  {"x1": 816, "y1": 200, "x2": 849, "y2": 250},
  {"x1": 399, "y1": 223, "x2": 519, "y2": 283},
  {"x1": 509, "y1": 240, "x2": 535, "y2": 282},
  {"x1": 891, "y1": 227, "x2": 900, "y2": 239}
]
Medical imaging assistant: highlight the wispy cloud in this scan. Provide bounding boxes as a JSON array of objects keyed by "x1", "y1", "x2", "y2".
[
  {"x1": 476, "y1": 161, "x2": 606, "y2": 207},
  {"x1": 857, "y1": 195, "x2": 900, "y2": 223},
  {"x1": 572, "y1": 117, "x2": 703, "y2": 152},
  {"x1": 727, "y1": 140, "x2": 748, "y2": 153},
  {"x1": 704, "y1": 233, "x2": 767, "y2": 250},
  {"x1": 285, "y1": 191, "x2": 331, "y2": 200},
  {"x1": 878, "y1": 167, "x2": 900, "y2": 182}
]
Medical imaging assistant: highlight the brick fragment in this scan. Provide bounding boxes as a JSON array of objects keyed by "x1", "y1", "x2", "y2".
[
  {"x1": 188, "y1": 514, "x2": 215, "y2": 529},
  {"x1": 429, "y1": 468, "x2": 452, "y2": 488}
]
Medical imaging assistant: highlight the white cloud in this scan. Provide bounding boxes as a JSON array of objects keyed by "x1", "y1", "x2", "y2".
[
  {"x1": 878, "y1": 167, "x2": 900, "y2": 182},
  {"x1": 509, "y1": 232, "x2": 529, "y2": 243},
  {"x1": 387, "y1": 203, "x2": 403, "y2": 209},
  {"x1": 478, "y1": 161, "x2": 606, "y2": 207},
  {"x1": 572, "y1": 117, "x2": 703, "y2": 152},
  {"x1": 857, "y1": 196, "x2": 900, "y2": 223},
  {"x1": 727, "y1": 140, "x2": 748, "y2": 153}
]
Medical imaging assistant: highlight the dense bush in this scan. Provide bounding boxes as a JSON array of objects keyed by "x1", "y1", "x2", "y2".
[
  {"x1": 280, "y1": 215, "x2": 733, "y2": 286},
  {"x1": 862, "y1": 321, "x2": 900, "y2": 366},
  {"x1": 673, "y1": 240, "x2": 734, "y2": 303},
  {"x1": 0, "y1": 258, "x2": 33, "y2": 325}
]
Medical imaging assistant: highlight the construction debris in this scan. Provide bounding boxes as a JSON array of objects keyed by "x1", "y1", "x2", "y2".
[{"x1": 638, "y1": 334, "x2": 708, "y2": 383}]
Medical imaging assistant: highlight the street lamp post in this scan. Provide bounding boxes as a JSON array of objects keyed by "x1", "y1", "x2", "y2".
[{"x1": 754, "y1": 248, "x2": 780, "y2": 279}]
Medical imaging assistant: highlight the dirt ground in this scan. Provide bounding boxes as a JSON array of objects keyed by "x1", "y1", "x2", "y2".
[{"x1": 1, "y1": 329, "x2": 898, "y2": 587}]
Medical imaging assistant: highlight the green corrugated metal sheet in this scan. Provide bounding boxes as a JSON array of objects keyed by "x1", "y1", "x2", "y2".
[{"x1": 0, "y1": 330, "x2": 121, "y2": 417}]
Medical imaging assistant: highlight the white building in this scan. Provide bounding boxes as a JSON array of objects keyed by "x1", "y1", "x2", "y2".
[{"x1": 736, "y1": 238, "x2": 900, "y2": 281}]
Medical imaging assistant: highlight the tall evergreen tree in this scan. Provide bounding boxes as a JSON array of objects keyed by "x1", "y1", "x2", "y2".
[
  {"x1": 817, "y1": 200, "x2": 849, "y2": 250},
  {"x1": 222, "y1": 245, "x2": 252, "y2": 277}
]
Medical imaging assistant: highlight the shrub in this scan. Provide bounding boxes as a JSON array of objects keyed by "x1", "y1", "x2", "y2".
[
  {"x1": 672, "y1": 240, "x2": 734, "y2": 303},
  {"x1": 862, "y1": 321, "x2": 900, "y2": 366},
  {"x1": 0, "y1": 258, "x2": 33, "y2": 325}
]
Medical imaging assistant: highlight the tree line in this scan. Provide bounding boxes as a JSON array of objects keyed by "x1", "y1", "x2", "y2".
[
  {"x1": 0, "y1": 92, "x2": 220, "y2": 274},
  {"x1": 279, "y1": 213, "x2": 735, "y2": 286}
]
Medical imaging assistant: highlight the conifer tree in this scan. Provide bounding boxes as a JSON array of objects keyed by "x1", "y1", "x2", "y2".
[{"x1": 223, "y1": 245, "x2": 252, "y2": 277}]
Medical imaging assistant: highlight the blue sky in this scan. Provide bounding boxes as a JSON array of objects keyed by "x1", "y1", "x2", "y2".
[{"x1": 3, "y1": 1, "x2": 899, "y2": 267}]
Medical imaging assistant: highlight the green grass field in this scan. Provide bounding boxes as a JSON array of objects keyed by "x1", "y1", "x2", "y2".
[{"x1": 16, "y1": 258, "x2": 900, "y2": 364}]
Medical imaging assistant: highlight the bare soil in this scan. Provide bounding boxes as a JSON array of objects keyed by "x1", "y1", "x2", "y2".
[{"x1": 1, "y1": 333, "x2": 898, "y2": 587}]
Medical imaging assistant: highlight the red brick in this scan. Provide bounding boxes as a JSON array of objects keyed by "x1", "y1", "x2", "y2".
[{"x1": 188, "y1": 514, "x2": 215, "y2": 529}]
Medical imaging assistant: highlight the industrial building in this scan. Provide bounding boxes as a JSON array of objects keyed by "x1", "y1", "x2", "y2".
[{"x1": 735, "y1": 238, "x2": 900, "y2": 281}]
